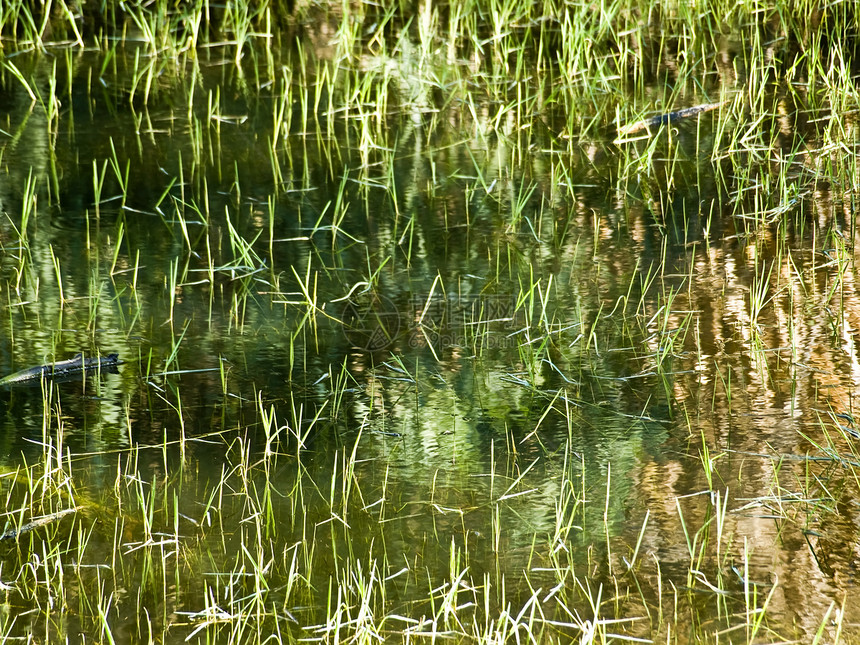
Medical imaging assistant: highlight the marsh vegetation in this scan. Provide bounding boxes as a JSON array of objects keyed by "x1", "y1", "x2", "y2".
[{"x1": 0, "y1": 0, "x2": 859, "y2": 642}]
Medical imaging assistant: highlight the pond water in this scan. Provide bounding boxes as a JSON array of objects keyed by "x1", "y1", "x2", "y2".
[{"x1": 1, "y1": 9, "x2": 859, "y2": 643}]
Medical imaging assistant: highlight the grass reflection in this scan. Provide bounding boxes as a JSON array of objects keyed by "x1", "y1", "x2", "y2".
[{"x1": 0, "y1": 0, "x2": 859, "y2": 642}]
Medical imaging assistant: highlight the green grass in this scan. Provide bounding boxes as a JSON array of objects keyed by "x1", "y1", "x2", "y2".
[{"x1": 0, "y1": 0, "x2": 859, "y2": 643}]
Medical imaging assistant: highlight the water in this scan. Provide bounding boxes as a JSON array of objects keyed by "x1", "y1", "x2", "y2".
[{"x1": 0, "y1": 27, "x2": 859, "y2": 643}]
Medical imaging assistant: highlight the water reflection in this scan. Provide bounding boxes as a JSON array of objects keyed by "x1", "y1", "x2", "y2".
[{"x1": 0, "y1": 30, "x2": 859, "y2": 642}]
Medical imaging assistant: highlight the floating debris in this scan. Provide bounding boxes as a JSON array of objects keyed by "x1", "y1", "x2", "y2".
[
  {"x1": 616, "y1": 101, "x2": 725, "y2": 139},
  {"x1": 0, "y1": 353, "x2": 122, "y2": 387},
  {"x1": 0, "y1": 507, "x2": 80, "y2": 541}
]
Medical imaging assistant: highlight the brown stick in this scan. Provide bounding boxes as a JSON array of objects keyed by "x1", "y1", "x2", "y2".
[{"x1": 1, "y1": 507, "x2": 80, "y2": 541}]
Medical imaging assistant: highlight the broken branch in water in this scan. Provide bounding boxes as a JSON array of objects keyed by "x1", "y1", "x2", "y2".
[
  {"x1": 616, "y1": 101, "x2": 725, "y2": 139},
  {"x1": 1, "y1": 507, "x2": 80, "y2": 541},
  {"x1": 0, "y1": 352, "x2": 122, "y2": 387}
]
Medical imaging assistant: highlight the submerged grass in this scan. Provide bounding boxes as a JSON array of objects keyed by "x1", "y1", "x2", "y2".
[{"x1": 0, "y1": 0, "x2": 859, "y2": 643}]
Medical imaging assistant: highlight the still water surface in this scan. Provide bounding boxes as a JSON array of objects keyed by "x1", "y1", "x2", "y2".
[{"x1": 0, "y1": 32, "x2": 859, "y2": 642}]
